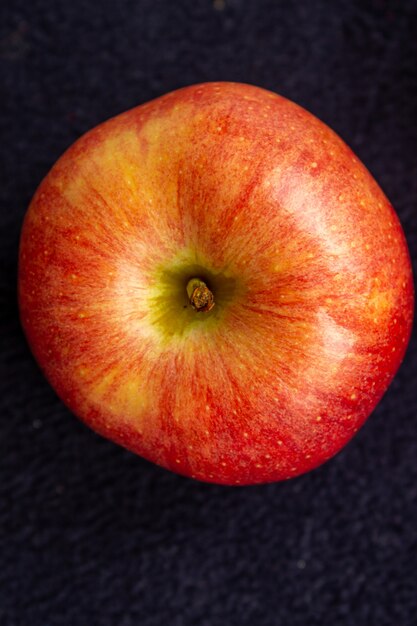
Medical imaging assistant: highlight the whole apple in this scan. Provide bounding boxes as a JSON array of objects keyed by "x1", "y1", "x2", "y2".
[{"x1": 19, "y1": 82, "x2": 413, "y2": 485}]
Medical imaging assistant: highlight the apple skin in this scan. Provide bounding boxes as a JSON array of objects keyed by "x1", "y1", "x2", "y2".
[{"x1": 19, "y1": 82, "x2": 413, "y2": 485}]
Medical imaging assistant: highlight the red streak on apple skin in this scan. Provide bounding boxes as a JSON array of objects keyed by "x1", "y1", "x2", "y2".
[{"x1": 19, "y1": 82, "x2": 413, "y2": 485}]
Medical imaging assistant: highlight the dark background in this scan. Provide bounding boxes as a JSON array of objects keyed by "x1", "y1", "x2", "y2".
[{"x1": 1, "y1": 1, "x2": 417, "y2": 624}]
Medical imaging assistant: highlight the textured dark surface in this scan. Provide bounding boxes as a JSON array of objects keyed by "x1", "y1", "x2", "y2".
[{"x1": 1, "y1": 0, "x2": 417, "y2": 624}]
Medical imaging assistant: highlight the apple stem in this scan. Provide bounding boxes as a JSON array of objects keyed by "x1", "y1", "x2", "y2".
[{"x1": 186, "y1": 278, "x2": 215, "y2": 312}]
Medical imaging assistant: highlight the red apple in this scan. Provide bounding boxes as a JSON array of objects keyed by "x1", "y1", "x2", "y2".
[{"x1": 18, "y1": 82, "x2": 413, "y2": 485}]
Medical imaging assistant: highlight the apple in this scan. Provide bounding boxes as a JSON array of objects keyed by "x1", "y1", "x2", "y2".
[{"x1": 18, "y1": 82, "x2": 413, "y2": 485}]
